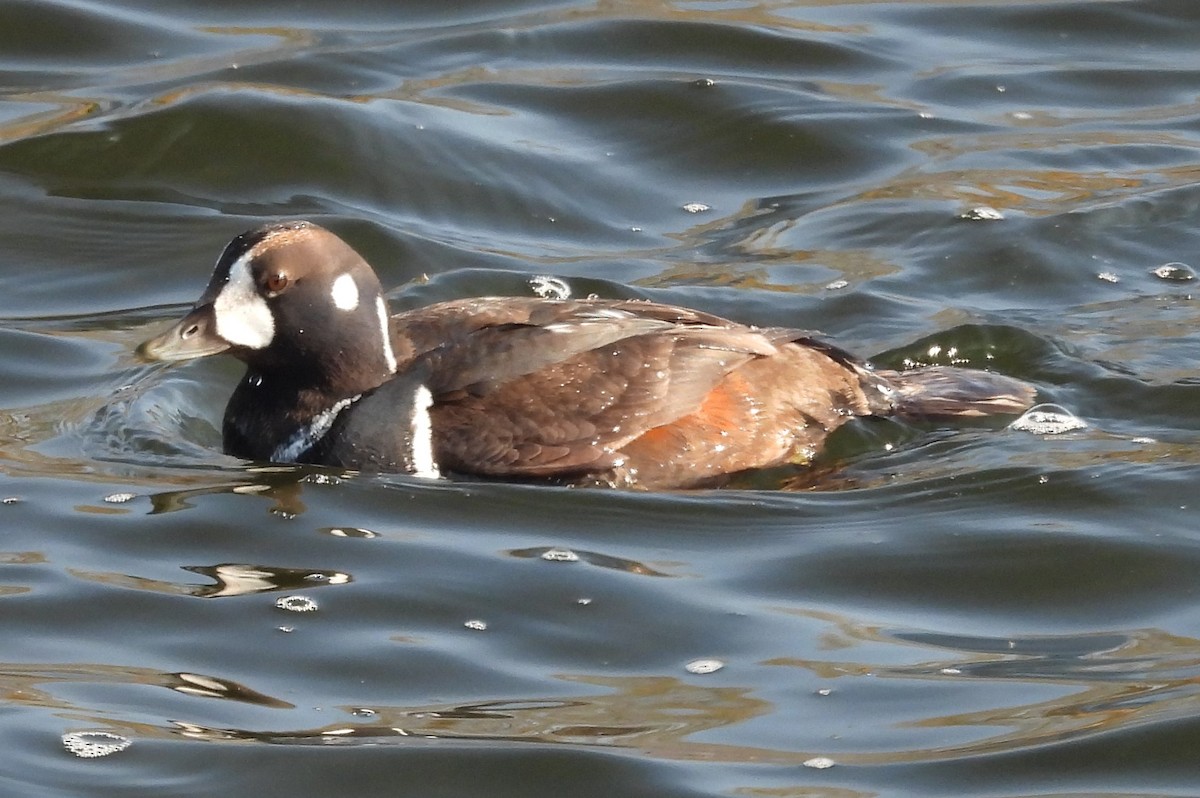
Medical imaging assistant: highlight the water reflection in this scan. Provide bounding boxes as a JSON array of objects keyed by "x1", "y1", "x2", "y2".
[{"x1": 67, "y1": 562, "x2": 352, "y2": 598}]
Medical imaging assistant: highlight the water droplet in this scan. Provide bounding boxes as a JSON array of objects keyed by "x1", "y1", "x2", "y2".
[
  {"x1": 692, "y1": 78, "x2": 715, "y2": 88},
  {"x1": 62, "y1": 731, "x2": 131, "y2": 758},
  {"x1": 541, "y1": 548, "x2": 579, "y2": 562},
  {"x1": 275, "y1": 595, "x2": 318, "y2": 613},
  {"x1": 1150, "y1": 262, "x2": 1195, "y2": 281},
  {"x1": 464, "y1": 619, "x2": 488, "y2": 631},
  {"x1": 351, "y1": 708, "x2": 377, "y2": 718},
  {"x1": 803, "y1": 756, "x2": 836, "y2": 769},
  {"x1": 277, "y1": 626, "x2": 295, "y2": 633},
  {"x1": 2, "y1": 496, "x2": 20, "y2": 505},
  {"x1": 576, "y1": 597, "x2": 593, "y2": 606},
  {"x1": 1097, "y1": 272, "x2": 1119, "y2": 283},
  {"x1": 529, "y1": 275, "x2": 570, "y2": 300},
  {"x1": 685, "y1": 658, "x2": 724, "y2": 675},
  {"x1": 103, "y1": 493, "x2": 136, "y2": 504},
  {"x1": 1009, "y1": 403, "x2": 1087, "y2": 435},
  {"x1": 682, "y1": 202, "x2": 710, "y2": 214},
  {"x1": 940, "y1": 667, "x2": 962, "y2": 675},
  {"x1": 824, "y1": 279, "x2": 848, "y2": 290},
  {"x1": 816, "y1": 688, "x2": 833, "y2": 696},
  {"x1": 960, "y1": 206, "x2": 1004, "y2": 221}
]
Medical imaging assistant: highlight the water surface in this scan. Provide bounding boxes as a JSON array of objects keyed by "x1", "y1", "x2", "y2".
[{"x1": 2, "y1": 1, "x2": 1199, "y2": 795}]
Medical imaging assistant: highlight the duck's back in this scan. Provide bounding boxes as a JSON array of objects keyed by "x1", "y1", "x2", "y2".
[{"x1": 316, "y1": 297, "x2": 899, "y2": 488}]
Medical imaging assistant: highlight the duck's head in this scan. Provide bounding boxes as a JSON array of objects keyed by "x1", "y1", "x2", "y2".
[{"x1": 138, "y1": 221, "x2": 398, "y2": 391}]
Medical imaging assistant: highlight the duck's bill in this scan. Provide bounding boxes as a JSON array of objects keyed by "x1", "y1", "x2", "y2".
[{"x1": 137, "y1": 305, "x2": 231, "y2": 362}]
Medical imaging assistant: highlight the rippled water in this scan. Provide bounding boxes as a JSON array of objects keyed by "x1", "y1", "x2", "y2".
[{"x1": 3, "y1": 1, "x2": 1200, "y2": 795}]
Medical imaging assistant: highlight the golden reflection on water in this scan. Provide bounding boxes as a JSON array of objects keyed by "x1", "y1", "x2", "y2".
[{"x1": 7, "y1": 617, "x2": 1199, "y2": 767}]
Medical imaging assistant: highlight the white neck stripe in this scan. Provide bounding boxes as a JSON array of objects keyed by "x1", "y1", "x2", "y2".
[
  {"x1": 377, "y1": 296, "x2": 397, "y2": 374},
  {"x1": 272, "y1": 394, "x2": 361, "y2": 463}
]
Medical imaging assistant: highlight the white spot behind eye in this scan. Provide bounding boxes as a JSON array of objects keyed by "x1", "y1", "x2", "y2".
[
  {"x1": 214, "y1": 253, "x2": 274, "y2": 349},
  {"x1": 377, "y1": 296, "x2": 397, "y2": 373},
  {"x1": 331, "y1": 273, "x2": 359, "y2": 311}
]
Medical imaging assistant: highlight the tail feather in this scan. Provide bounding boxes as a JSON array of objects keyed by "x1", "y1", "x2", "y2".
[{"x1": 877, "y1": 366, "x2": 1036, "y2": 418}]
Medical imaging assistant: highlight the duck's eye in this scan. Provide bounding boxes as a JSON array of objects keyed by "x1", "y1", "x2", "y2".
[{"x1": 265, "y1": 273, "x2": 290, "y2": 294}]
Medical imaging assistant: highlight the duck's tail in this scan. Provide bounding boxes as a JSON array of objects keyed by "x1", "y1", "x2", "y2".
[{"x1": 876, "y1": 366, "x2": 1036, "y2": 418}]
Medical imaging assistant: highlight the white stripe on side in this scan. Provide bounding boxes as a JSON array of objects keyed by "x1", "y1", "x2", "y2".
[
  {"x1": 213, "y1": 253, "x2": 275, "y2": 350},
  {"x1": 410, "y1": 384, "x2": 440, "y2": 480},
  {"x1": 377, "y1": 296, "x2": 398, "y2": 373}
]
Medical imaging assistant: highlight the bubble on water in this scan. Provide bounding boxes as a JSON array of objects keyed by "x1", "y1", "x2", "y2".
[
  {"x1": 682, "y1": 202, "x2": 710, "y2": 214},
  {"x1": 685, "y1": 658, "x2": 724, "y2": 675},
  {"x1": 529, "y1": 275, "x2": 570, "y2": 300},
  {"x1": 1096, "y1": 272, "x2": 1119, "y2": 283},
  {"x1": 103, "y1": 492, "x2": 136, "y2": 504},
  {"x1": 576, "y1": 597, "x2": 593, "y2": 606},
  {"x1": 541, "y1": 548, "x2": 579, "y2": 562},
  {"x1": 959, "y1": 206, "x2": 1004, "y2": 221},
  {"x1": 275, "y1": 595, "x2": 318, "y2": 613},
  {"x1": 2, "y1": 496, "x2": 20, "y2": 505},
  {"x1": 803, "y1": 756, "x2": 836, "y2": 769},
  {"x1": 351, "y1": 708, "x2": 377, "y2": 718},
  {"x1": 62, "y1": 731, "x2": 131, "y2": 758},
  {"x1": 825, "y1": 279, "x2": 849, "y2": 290},
  {"x1": 1150, "y1": 262, "x2": 1195, "y2": 281},
  {"x1": 692, "y1": 78, "x2": 715, "y2": 88},
  {"x1": 464, "y1": 619, "x2": 488, "y2": 631},
  {"x1": 277, "y1": 626, "x2": 295, "y2": 633},
  {"x1": 816, "y1": 688, "x2": 833, "y2": 696},
  {"x1": 1008, "y1": 403, "x2": 1087, "y2": 435},
  {"x1": 941, "y1": 667, "x2": 962, "y2": 675}
]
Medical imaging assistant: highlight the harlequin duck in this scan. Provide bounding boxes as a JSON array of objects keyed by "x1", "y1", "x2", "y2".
[{"x1": 137, "y1": 221, "x2": 1036, "y2": 489}]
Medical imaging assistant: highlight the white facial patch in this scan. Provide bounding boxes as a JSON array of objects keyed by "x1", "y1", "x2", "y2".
[
  {"x1": 331, "y1": 273, "x2": 359, "y2": 311},
  {"x1": 377, "y1": 296, "x2": 397, "y2": 373},
  {"x1": 213, "y1": 253, "x2": 274, "y2": 350},
  {"x1": 410, "y1": 384, "x2": 439, "y2": 479}
]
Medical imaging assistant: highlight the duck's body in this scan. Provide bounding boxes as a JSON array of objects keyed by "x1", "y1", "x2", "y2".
[{"x1": 138, "y1": 221, "x2": 1036, "y2": 489}]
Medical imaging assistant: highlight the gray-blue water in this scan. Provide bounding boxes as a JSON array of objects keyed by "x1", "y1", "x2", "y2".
[{"x1": 2, "y1": 1, "x2": 1199, "y2": 795}]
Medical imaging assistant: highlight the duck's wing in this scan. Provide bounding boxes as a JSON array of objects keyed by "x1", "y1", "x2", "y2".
[{"x1": 412, "y1": 300, "x2": 791, "y2": 477}]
